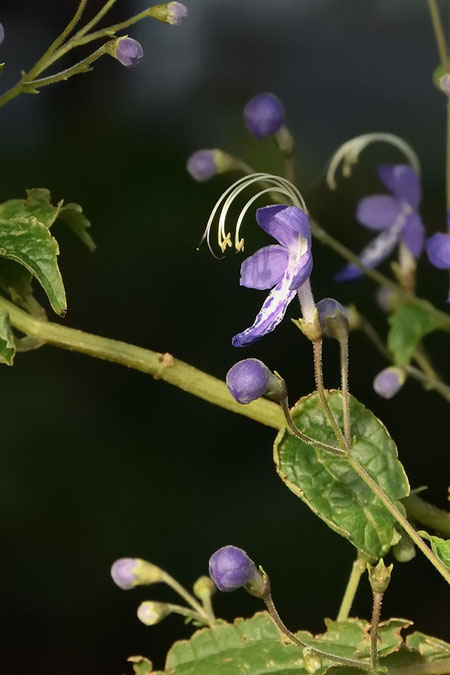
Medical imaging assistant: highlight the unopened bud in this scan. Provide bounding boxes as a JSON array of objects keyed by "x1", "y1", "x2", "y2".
[
  {"x1": 106, "y1": 37, "x2": 143, "y2": 67},
  {"x1": 186, "y1": 149, "x2": 241, "y2": 182},
  {"x1": 316, "y1": 298, "x2": 349, "y2": 340},
  {"x1": 110, "y1": 558, "x2": 165, "y2": 590},
  {"x1": 193, "y1": 575, "x2": 216, "y2": 602},
  {"x1": 373, "y1": 367, "x2": 406, "y2": 399},
  {"x1": 368, "y1": 559, "x2": 393, "y2": 594},
  {"x1": 303, "y1": 648, "x2": 322, "y2": 673},
  {"x1": 440, "y1": 74, "x2": 450, "y2": 96},
  {"x1": 226, "y1": 359, "x2": 286, "y2": 405},
  {"x1": 244, "y1": 92, "x2": 285, "y2": 140},
  {"x1": 393, "y1": 533, "x2": 416, "y2": 563},
  {"x1": 209, "y1": 545, "x2": 268, "y2": 598},
  {"x1": 148, "y1": 2, "x2": 188, "y2": 26},
  {"x1": 137, "y1": 601, "x2": 171, "y2": 625},
  {"x1": 0, "y1": 23, "x2": 4, "y2": 46}
]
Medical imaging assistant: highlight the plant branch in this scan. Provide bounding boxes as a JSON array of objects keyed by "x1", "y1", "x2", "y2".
[
  {"x1": 403, "y1": 494, "x2": 450, "y2": 536},
  {"x1": 336, "y1": 551, "x2": 369, "y2": 622},
  {"x1": 427, "y1": 0, "x2": 448, "y2": 69}
]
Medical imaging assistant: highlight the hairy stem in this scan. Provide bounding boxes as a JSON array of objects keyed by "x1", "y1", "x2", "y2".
[
  {"x1": 339, "y1": 335, "x2": 351, "y2": 446},
  {"x1": 336, "y1": 551, "x2": 369, "y2": 622},
  {"x1": 312, "y1": 340, "x2": 347, "y2": 451},
  {"x1": 280, "y1": 398, "x2": 345, "y2": 456},
  {"x1": 370, "y1": 592, "x2": 382, "y2": 671}
]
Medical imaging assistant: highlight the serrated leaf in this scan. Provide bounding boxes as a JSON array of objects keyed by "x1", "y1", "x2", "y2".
[
  {"x1": 0, "y1": 310, "x2": 15, "y2": 365},
  {"x1": 387, "y1": 303, "x2": 447, "y2": 366},
  {"x1": 274, "y1": 391, "x2": 410, "y2": 559},
  {"x1": 418, "y1": 532, "x2": 450, "y2": 572},
  {"x1": 57, "y1": 202, "x2": 96, "y2": 252},
  {"x1": 0, "y1": 189, "x2": 60, "y2": 228},
  {"x1": 406, "y1": 631, "x2": 450, "y2": 661},
  {"x1": 354, "y1": 619, "x2": 412, "y2": 659},
  {"x1": 0, "y1": 216, "x2": 66, "y2": 315}
]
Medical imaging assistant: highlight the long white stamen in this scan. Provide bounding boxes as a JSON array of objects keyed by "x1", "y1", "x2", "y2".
[
  {"x1": 326, "y1": 133, "x2": 421, "y2": 190},
  {"x1": 234, "y1": 187, "x2": 293, "y2": 251}
]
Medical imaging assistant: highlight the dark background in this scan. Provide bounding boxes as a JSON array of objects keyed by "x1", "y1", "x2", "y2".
[{"x1": 0, "y1": 1, "x2": 449, "y2": 673}]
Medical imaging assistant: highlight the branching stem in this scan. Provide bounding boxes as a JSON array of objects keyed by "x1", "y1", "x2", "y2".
[{"x1": 336, "y1": 550, "x2": 369, "y2": 622}]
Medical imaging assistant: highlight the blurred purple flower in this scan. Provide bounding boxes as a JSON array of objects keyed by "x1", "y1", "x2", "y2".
[
  {"x1": 336, "y1": 165, "x2": 425, "y2": 281},
  {"x1": 187, "y1": 150, "x2": 219, "y2": 181},
  {"x1": 426, "y1": 210, "x2": 450, "y2": 302},
  {"x1": 111, "y1": 558, "x2": 139, "y2": 590},
  {"x1": 0, "y1": 23, "x2": 4, "y2": 46},
  {"x1": 373, "y1": 367, "x2": 405, "y2": 399},
  {"x1": 232, "y1": 205, "x2": 313, "y2": 347},
  {"x1": 244, "y1": 93, "x2": 285, "y2": 139}
]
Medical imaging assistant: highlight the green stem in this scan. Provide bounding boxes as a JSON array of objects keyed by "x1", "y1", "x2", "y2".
[
  {"x1": 280, "y1": 398, "x2": 345, "y2": 456},
  {"x1": 310, "y1": 219, "x2": 450, "y2": 332},
  {"x1": 162, "y1": 572, "x2": 208, "y2": 622},
  {"x1": 74, "y1": 0, "x2": 118, "y2": 40},
  {"x1": 23, "y1": 45, "x2": 108, "y2": 91},
  {"x1": 336, "y1": 551, "x2": 369, "y2": 622},
  {"x1": 166, "y1": 602, "x2": 207, "y2": 625},
  {"x1": 427, "y1": 0, "x2": 448, "y2": 69},
  {"x1": 370, "y1": 592, "x2": 382, "y2": 671},
  {"x1": 403, "y1": 494, "x2": 450, "y2": 536},
  {"x1": 0, "y1": 295, "x2": 284, "y2": 430},
  {"x1": 339, "y1": 335, "x2": 351, "y2": 446},
  {"x1": 347, "y1": 455, "x2": 450, "y2": 585},
  {"x1": 312, "y1": 340, "x2": 347, "y2": 451},
  {"x1": 264, "y1": 594, "x2": 373, "y2": 671},
  {"x1": 447, "y1": 96, "x2": 450, "y2": 212}
]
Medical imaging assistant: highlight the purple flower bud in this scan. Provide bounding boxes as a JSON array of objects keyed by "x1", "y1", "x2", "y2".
[
  {"x1": 316, "y1": 298, "x2": 349, "y2": 340},
  {"x1": 373, "y1": 367, "x2": 405, "y2": 399},
  {"x1": 167, "y1": 2, "x2": 188, "y2": 25},
  {"x1": 0, "y1": 23, "x2": 4, "y2": 46},
  {"x1": 111, "y1": 558, "x2": 140, "y2": 589},
  {"x1": 226, "y1": 358, "x2": 270, "y2": 404},
  {"x1": 209, "y1": 545, "x2": 259, "y2": 592},
  {"x1": 114, "y1": 37, "x2": 144, "y2": 68},
  {"x1": 187, "y1": 150, "x2": 219, "y2": 182},
  {"x1": 244, "y1": 93, "x2": 285, "y2": 139},
  {"x1": 427, "y1": 232, "x2": 450, "y2": 269},
  {"x1": 440, "y1": 74, "x2": 450, "y2": 96}
]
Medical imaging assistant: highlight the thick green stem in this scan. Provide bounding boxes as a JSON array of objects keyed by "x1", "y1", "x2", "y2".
[
  {"x1": 336, "y1": 551, "x2": 369, "y2": 622},
  {"x1": 403, "y1": 494, "x2": 450, "y2": 536},
  {"x1": 312, "y1": 340, "x2": 347, "y2": 451}
]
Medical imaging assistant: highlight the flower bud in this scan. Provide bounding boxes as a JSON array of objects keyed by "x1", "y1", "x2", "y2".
[
  {"x1": 393, "y1": 533, "x2": 416, "y2": 563},
  {"x1": 367, "y1": 559, "x2": 393, "y2": 594},
  {"x1": 107, "y1": 37, "x2": 143, "y2": 68},
  {"x1": 186, "y1": 149, "x2": 239, "y2": 182},
  {"x1": 440, "y1": 73, "x2": 450, "y2": 96},
  {"x1": 193, "y1": 575, "x2": 216, "y2": 602},
  {"x1": 137, "y1": 601, "x2": 171, "y2": 625},
  {"x1": 209, "y1": 545, "x2": 267, "y2": 597},
  {"x1": 316, "y1": 298, "x2": 349, "y2": 340},
  {"x1": 226, "y1": 358, "x2": 286, "y2": 405},
  {"x1": 0, "y1": 23, "x2": 4, "y2": 46},
  {"x1": 427, "y1": 232, "x2": 450, "y2": 269},
  {"x1": 244, "y1": 92, "x2": 285, "y2": 140},
  {"x1": 373, "y1": 367, "x2": 406, "y2": 399},
  {"x1": 303, "y1": 648, "x2": 322, "y2": 673},
  {"x1": 110, "y1": 558, "x2": 165, "y2": 590},
  {"x1": 148, "y1": 2, "x2": 188, "y2": 26}
]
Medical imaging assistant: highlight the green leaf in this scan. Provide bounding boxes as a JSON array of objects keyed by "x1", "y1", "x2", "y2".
[
  {"x1": 387, "y1": 303, "x2": 447, "y2": 366},
  {"x1": 0, "y1": 310, "x2": 15, "y2": 365},
  {"x1": 0, "y1": 259, "x2": 33, "y2": 300},
  {"x1": 0, "y1": 189, "x2": 60, "y2": 228},
  {"x1": 0, "y1": 216, "x2": 66, "y2": 315},
  {"x1": 406, "y1": 631, "x2": 450, "y2": 661},
  {"x1": 273, "y1": 391, "x2": 410, "y2": 559},
  {"x1": 127, "y1": 656, "x2": 154, "y2": 675},
  {"x1": 418, "y1": 532, "x2": 450, "y2": 572},
  {"x1": 57, "y1": 203, "x2": 96, "y2": 252}
]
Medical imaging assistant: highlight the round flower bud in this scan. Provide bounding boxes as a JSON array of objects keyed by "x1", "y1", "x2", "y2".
[
  {"x1": 112, "y1": 37, "x2": 143, "y2": 68},
  {"x1": 373, "y1": 367, "x2": 406, "y2": 399},
  {"x1": 111, "y1": 557, "x2": 164, "y2": 590},
  {"x1": 303, "y1": 648, "x2": 322, "y2": 673},
  {"x1": 440, "y1": 74, "x2": 450, "y2": 96},
  {"x1": 393, "y1": 534, "x2": 416, "y2": 563},
  {"x1": 0, "y1": 23, "x2": 4, "y2": 46},
  {"x1": 226, "y1": 358, "x2": 285, "y2": 405},
  {"x1": 367, "y1": 559, "x2": 393, "y2": 594},
  {"x1": 186, "y1": 149, "x2": 239, "y2": 182},
  {"x1": 137, "y1": 601, "x2": 170, "y2": 626},
  {"x1": 427, "y1": 232, "x2": 450, "y2": 269},
  {"x1": 166, "y1": 2, "x2": 188, "y2": 25},
  {"x1": 244, "y1": 92, "x2": 285, "y2": 139},
  {"x1": 316, "y1": 298, "x2": 349, "y2": 340},
  {"x1": 193, "y1": 575, "x2": 216, "y2": 602},
  {"x1": 209, "y1": 545, "x2": 260, "y2": 593}
]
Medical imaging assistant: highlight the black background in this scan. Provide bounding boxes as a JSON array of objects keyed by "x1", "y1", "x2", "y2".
[{"x1": 0, "y1": 1, "x2": 449, "y2": 673}]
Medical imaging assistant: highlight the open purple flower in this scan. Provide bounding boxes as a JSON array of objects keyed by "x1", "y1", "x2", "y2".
[
  {"x1": 232, "y1": 205, "x2": 313, "y2": 347},
  {"x1": 336, "y1": 164, "x2": 425, "y2": 281}
]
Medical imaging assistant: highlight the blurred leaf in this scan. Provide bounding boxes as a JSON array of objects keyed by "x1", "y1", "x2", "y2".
[
  {"x1": 273, "y1": 391, "x2": 410, "y2": 559},
  {"x1": 57, "y1": 202, "x2": 96, "y2": 252},
  {"x1": 0, "y1": 216, "x2": 66, "y2": 315},
  {"x1": 0, "y1": 310, "x2": 15, "y2": 365},
  {"x1": 418, "y1": 531, "x2": 450, "y2": 572},
  {"x1": 387, "y1": 303, "x2": 446, "y2": 366},
  {"x1": 406, "y1": 631, "x2": 450, "y2": 660}
]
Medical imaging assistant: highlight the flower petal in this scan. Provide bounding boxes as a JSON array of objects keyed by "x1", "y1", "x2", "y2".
[
  {"x1": 356, "y1": 195, "x2": 403, "y2": 230},
  {"x1": 256, "y1": 205, "x2": 311, "y2": 248},
  {"x1": 335, "y1": 223, "x2": 402, "y2": 281},
  {"x1": 378, "y1": 164, "x2": 421, "y2": 208},
  {"x1": 289, "y1": 249, "x2": 313, "y2": 290},
  {"x1": 427, "y1": 232, "x2": 450, "y2": 269},
  {"x1": 401, "y1": 212, "x2": 425, "y2": 258},
  {"x1": 239, "y1": 244, "x2": 289, "y2": 290}
]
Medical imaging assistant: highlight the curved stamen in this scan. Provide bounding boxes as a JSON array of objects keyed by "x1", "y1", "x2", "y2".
[{"x1": 326, "y1": 133, "x2": 421, "y2": 190}]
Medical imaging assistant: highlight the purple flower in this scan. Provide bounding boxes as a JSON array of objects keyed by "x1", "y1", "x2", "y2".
[
  {"x1": 0, "y1": 23, "x2": 4, "y2": 46},
  {"x1": 336, "y1": 165, "x2": 425, "y2": 281},
  {"x1": 373, "y1": 367, "x2": 405, "y2": 399},
  {"x1": 232, "y1": 205, "x2": 313, "y2": 347},
  {"x1": 427, "y1": 232, "x2": 450, "y2": 269},
  {"x1": 209, "y1": 545, "x2": 260, "y2": 592},
  {"x1": 114, "y1": 37, "x2": 144, "y2": 67},
  {"x1": 111, "y1": 558, "x2": 140, "y2": 589},
  {"x1": 244, "y1": 93, "x2": 285, "y2": 140},
  {"x1": 187, "y1": 150, "x2": 219, "y2": 182},
  {"x1": 166, "y1": 2, "x2": 188, "y2": 25}
]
